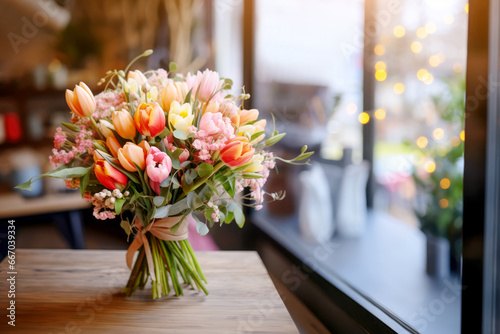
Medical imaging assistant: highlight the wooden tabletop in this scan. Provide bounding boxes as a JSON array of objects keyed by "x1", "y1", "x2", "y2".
[
  {"x1": 0, "y1": 192, "x2": 90, "y2": 218},
  {"x1": 0, "y1": 249, "x2": 298, "y2": 333}
]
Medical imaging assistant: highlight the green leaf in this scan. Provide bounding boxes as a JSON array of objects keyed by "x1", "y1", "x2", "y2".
[
  {"x1": 158, "y1": 128, "x2": 171, "y2": 139},
  {"x1": 15, "y1": 166, "x2": 92, "y2": 191},
  {"x1": 171, "y1": 177, "x2": 180, "y2": 189},
  {"x1": 225, "y1": 211, "x2": 234, "y2": 224},
  {"x1": 61, "y1": 122, "x2": 80, "y2": 132},
  {"x1": 169, "y1": 197, "x2": 189, "y2": 216},
  {"x1": 169, "y1": 61, "x2": 178, "y2": 73},
  {"x1": 197, "y1": 163, "x2": 214, "y2": 178},
  {"x1": 115, "y1": 198, "x2": 126, "y2": 214},
  {"x1": 183, "y1": 89, "x2": 193, "y2": 104},
  {"x1": 153, "y1": 196, "x2": 165, "y2": 207},
  {"x1": 242, "y1": 173, "x2": 263, "y2": 179},
  {"x1": 250, "y1": 130, "x2": 266, "y2": 142},
  {"x1": 172, "y1": 159, "x2": 181, "y2": 170},
  {"x1": 234, "y1": 205, "x2": 245, "y2": 228},
  {"x1": 196, "y1": 221, "x2": 209, "y2": 236},
  {"x1": 173, "y1": 130, "x2": 188, "y2": 140},
  {"x1": 265, "y1": 133, "x2": 286, "y2": 147},
  {"x1": 154, "y1": 205, "x2": 170, "y2": 219},
  {"x1": 294, "y1": 152, "x2": 314, "y2": 161},
  {"x1": 79, "y1": 171, "x2": 91, "y2": 197},
  {"x1": 185, "y1": 169, "x2": 198, "y2": 185}
]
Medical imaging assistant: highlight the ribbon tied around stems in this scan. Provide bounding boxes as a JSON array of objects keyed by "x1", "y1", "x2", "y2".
[{"x1": 126, "y1": 216, "x2": 189, "y2": 281}]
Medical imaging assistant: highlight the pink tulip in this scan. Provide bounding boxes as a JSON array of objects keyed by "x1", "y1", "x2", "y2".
[
  {"x1": 146, "y1": 147, "x2": 172, "y2": 183},
  {"x1": 199, "y1": 112, "x2": 224, "y2": 136},
  {"x1": 186, "y1": 69, "x2": 224, "y2": 102}
]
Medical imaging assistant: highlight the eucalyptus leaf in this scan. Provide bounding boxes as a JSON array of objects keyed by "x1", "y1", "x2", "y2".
[
  {"x1": 154, "y1": 205, "x2": 170, "y2": 219},
  {"x1": 169, "y1": 61, "x2": 178, "y2": 73},
  {"x1": 234, "y1": 205, "x2": 245, "y2": 228},
  {"x1": 153, "y1": 196, "x2": 165, "y2": 207},
  {"x1": 173, "y1": 130, "x2": 188, "y2": 140},
  {"x1": 15, "y1": 166, "x2": 92, "y2": 191},
  {"x1": 120, "y1": 219, "x2": 132, "y2": 238},
  {"x1": 169, "y1": 197, "x2": 189, "y2": 216},
  {"x1": 160, "y1": 176, "x2": 171, "y2": 187},
  {"x1": 196, "y1": 221, "x2": 209, "y2": 236}
]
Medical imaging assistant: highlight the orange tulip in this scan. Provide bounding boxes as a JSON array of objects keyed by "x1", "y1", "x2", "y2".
[
  {"x1": 113, "y1": 110, "x2": 136, "y2": 140},
  {"x1": 65, "y1": 82, "x2": 96, "y2": 117},
  {"x1": 118, "y1": 143, "x2": 146, "y2": 172},
  {"x1": 160, "y1": 81, "x2": 187, "y2": 112},
  {"x1": 138, "y1": 140, "x2": 151, "y2": 156},
  {"x1": 106, "y1": 135, "x2": 121, "y2": 157},
  {"x1": 220, "y1": 136, "x2": 254, "y2": 168},
  {"x1": 94, "y1": 160, "x2": 128, "y2": 190},
  {"x1": 238, "y1": 109, "x2": 259, "y2": 125},
  {"x1": 134, "y1": 102, "x2": 166, "y2": 137}
]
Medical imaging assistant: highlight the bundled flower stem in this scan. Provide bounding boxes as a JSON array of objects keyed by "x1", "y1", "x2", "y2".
[{"x1": 16, "y1": 50, "x2": 313, "y2": 299}]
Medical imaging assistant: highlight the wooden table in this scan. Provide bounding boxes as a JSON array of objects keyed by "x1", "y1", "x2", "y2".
[{"x1": 0, "y1": 250, "x2": 298, "y2": 333}]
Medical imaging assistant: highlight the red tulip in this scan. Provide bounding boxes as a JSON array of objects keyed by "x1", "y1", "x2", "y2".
[{"x1": 94, "y1": 160, "x2": 128, "y2": 190}]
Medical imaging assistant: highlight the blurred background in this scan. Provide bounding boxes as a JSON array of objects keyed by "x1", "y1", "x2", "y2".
[{"x1": 0, "y1": 0, "x2": 467, "y2": 333}]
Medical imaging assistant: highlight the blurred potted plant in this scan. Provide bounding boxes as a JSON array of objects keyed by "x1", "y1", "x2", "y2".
[{"x1": 412, "y1": 76, "x2": 465, "y2": 277}]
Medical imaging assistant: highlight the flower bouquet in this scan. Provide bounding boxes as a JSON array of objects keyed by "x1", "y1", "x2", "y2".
[{"x1": 16, "y1": 50, "x2": 312, "y2": 299}]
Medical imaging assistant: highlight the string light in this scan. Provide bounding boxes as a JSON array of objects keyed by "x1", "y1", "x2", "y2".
[
  {"x1": 423, "y1": 73, "x2": 434, "y2": 85},
  {"x1": 440, "y1": 178, "x2": 451, "y2": 189},
  {"x1": 375, "y1": 70, "x2": 387, "y2": 81},
  {"x1": 417, "y1": 27, "x2": 428, "y2": 39},
  {"x1": 433, "y1": 128, "x2": 444, "y2": 140},
  {"x1": 374, "y1": 44, "x2": 385, "y2": 56},
  {"x1": 425, "y1": 160, "x2": 436, "y2": 173},
  {"x1": 425, "y1": 22, "x2": 436, "y2": 34},
  {"x1": 416, "y1": 136, "x2": 428, "y2": 148},
  {"x1": 375, "y1": 61, "x2": 386, "y2": 71},
  {"x1": 444, "y1": 14, "x2": 454, "y2": 24},
  {"x1": 417, "y1": 68, "x2": 428, "y2": 80},
  {"x1": 393, "y1": 83, "x2": 405, "y2": 94},
  {"x1": 346, "y1": 103, "x2": 357, "y2": 115},
  {"x1": 358, "y1": 112, "x2": 370, "y2": 124},
  {"x1": 439, "y1": 198, "x2": 449, "y2": 209},
  {"x1": 374, "y1": 108, "x2": 386, "y2": 120},
  {"x1": 411, "y1": 41, "x2": 423, "y2": 53},
  {"x1": 429, "y1": 55, "x2": 441, "y2": 67},
  {"x1": 393, "y1": 25, "x2": 406, "y2": 38}
]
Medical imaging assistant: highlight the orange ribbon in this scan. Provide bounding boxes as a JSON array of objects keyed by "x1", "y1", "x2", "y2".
[{"x1": 126, "y1": 216, "x2": 189, "y2": 281}]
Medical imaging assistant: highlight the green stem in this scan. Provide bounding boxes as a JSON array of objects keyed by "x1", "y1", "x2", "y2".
[{"x1": 178, "y1": 162, "x2": 225, "y2": 201}]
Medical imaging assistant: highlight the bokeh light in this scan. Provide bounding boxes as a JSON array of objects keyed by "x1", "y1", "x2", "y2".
[
  {"x1": 393, "y1": 83, "x2": 405, "y2": 94},
  {"x1": 358, "y1": 112, "x2": 370, "y2": 124},
  {"x1": 374, "y1": 108, "x2": 386, "y2": 120},
  {"x1": 444, "y1": 14, "x2": 454, "y2": 25},
  {"x1": 393, "y1": 25, "x2": 406, "y2": 38},
  {"x1": 460, "y1": 130, "x2": 465, "y2": 141},
  {"x1": 374, "y1": 44, "x2": 385, "y2": 56},
  {"x1": 411, "y1": 41, "x2": 423, "y2": 53},
  {"x1": 429, "y1": 55, "x2": 440, "y2": 67},
  {"x1": 440, "y1": 178, "x2": 451, "y2": 189},
  {"x1": 375, "y1": 61, "x2": 386, "y2": 71},
  {"x1": 433, "y1": 127, "x2": 445, "y2": 140},
  {"x1": 454, "y1": 63, "x2": 463, "y2": 73},
  {"x1": 439, "y1": 198, "x2": 449, "y2": 209},
  {"x1": 375, "y1": 70, "x2": 387, "y2": 81},
  {"x1": 417, "y1": 27, "x2": 428, "y2": 39},
  {"x1": 425, "y1": 22, "x2": 436, "y2": 34},
  {"x1": 425, "y1": 160, "x2": 436, "y2": 173},
  {"x1": 416, "y1": 136, "x2": 428, "y2": 148}
]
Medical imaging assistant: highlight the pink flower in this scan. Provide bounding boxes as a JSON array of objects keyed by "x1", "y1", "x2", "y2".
[
  {"x1": 199, "y1": 112, "x2": 225, "y2": 136},
  {"x1": 150, "y1": 179, "x2": 161, "y2": 195},
  {"x1": 146, "y1": 147, "x2": 172, "y2": 183},
  {"x1": 186, "y1": 69, "x2": 224, "y2": 102}
]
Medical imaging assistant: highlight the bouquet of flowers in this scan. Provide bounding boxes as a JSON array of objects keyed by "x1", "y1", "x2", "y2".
[{"x1": 16, "y1": 50, "x2": 312, "y2": 299}]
